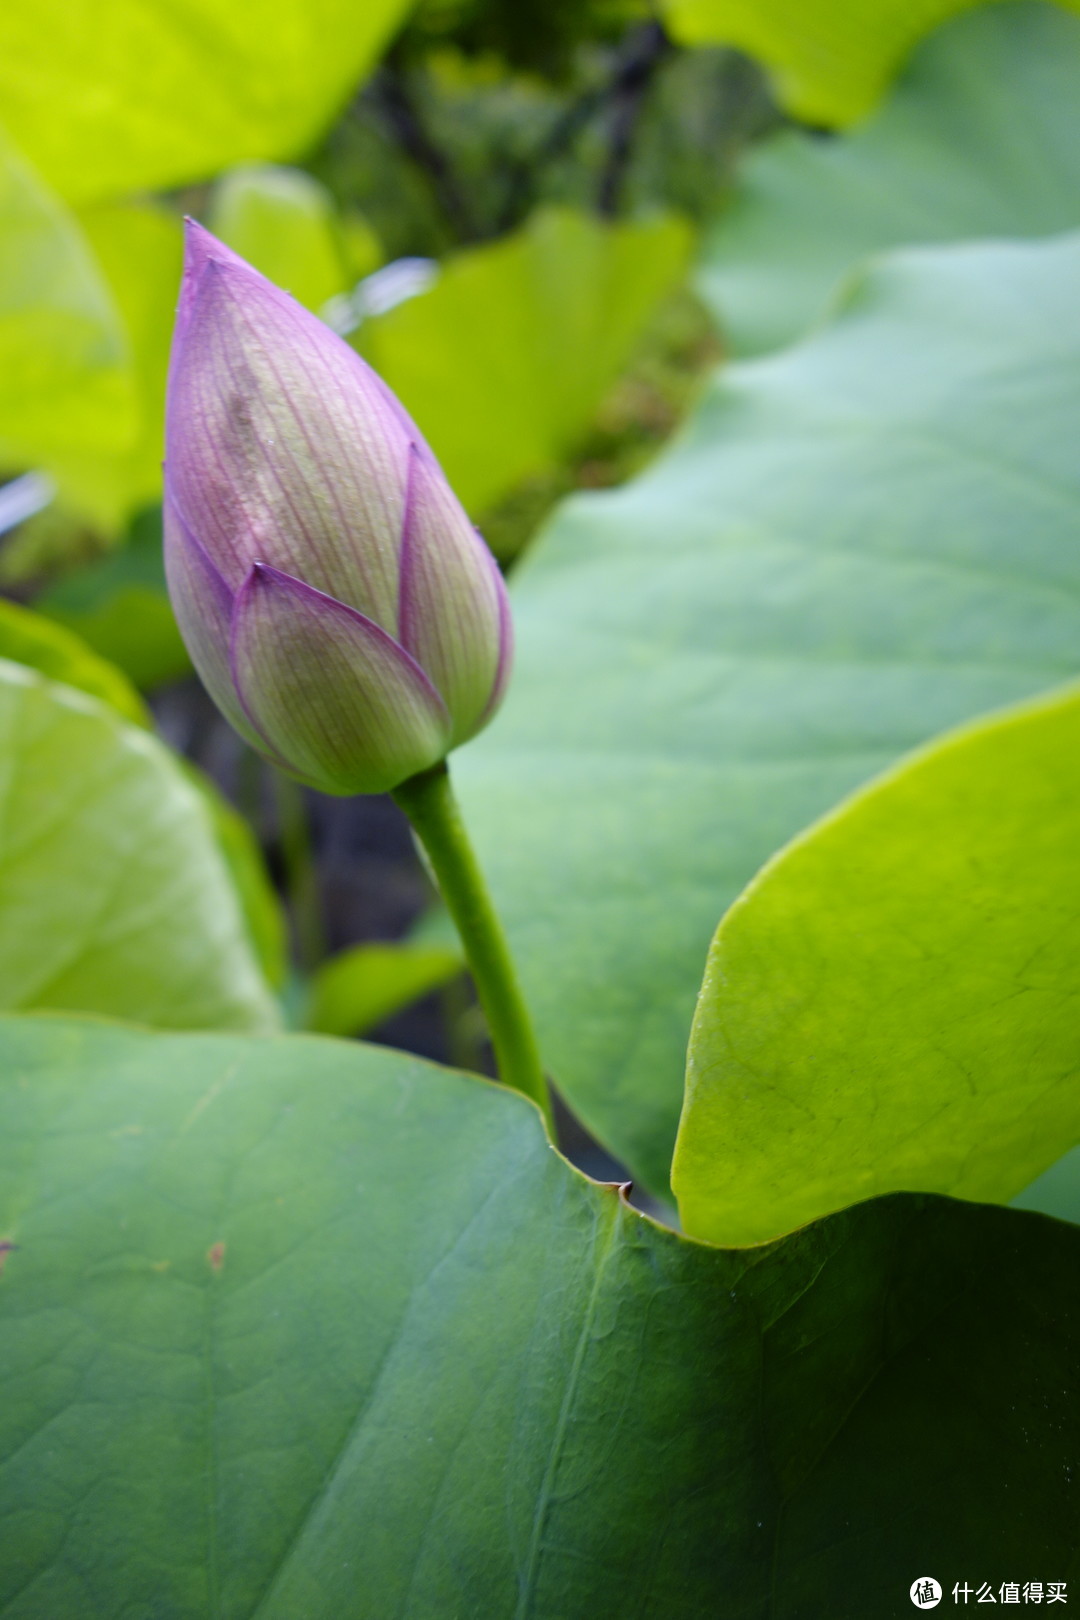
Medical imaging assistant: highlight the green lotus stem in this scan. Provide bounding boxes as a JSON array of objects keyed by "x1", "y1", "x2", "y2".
[{"x1": 393, "y1": 761, "x2": 554, "y2": 1134}]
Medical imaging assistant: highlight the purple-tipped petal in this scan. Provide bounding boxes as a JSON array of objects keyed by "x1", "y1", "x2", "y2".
[
  {"x1": 230, "y1": 564, "x2": 451, "y2": 795},
  {"x1": 477, "y1": 534, "x2": 514, "y2": 725},
  {"x1": 163, "y1": 489, "x2": 287, "y2": 761},
  {"x1": 397, "y1": 445, "x2": 510, "y2": 745},
  {"x1": 170, "y1": 218, "x2": 251, "y2": 361},
  {"x1": 167, "y1": 221, "x2": 415, "y2": 632}
]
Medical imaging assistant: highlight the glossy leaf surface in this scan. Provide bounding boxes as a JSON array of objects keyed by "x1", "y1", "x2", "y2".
[
  {"x1": 0, "y1": 662, "x2": 278, "y2": 1032},
  {"x1": 0, "y1": 0, "x2": 413, "y2": 203},
  {"x1": 661, "y1": 0, "x2": 1080, "y2": 124},
  {"x1": 698, "y1": 3, "x2": 1080, "y2": 357},
  {"x1": 675, "y1": 687, "x2": 1080, "y2": 1246},
  {"x1": 359, "y1": 207, "x2": 692, "y2": 514},
  {"x1": 1, "y1": 1017, "x2": 1078, "y2": 1616},
  {"x1": 456, "y1": 233, "x2": 1080, "y2": 1192}
]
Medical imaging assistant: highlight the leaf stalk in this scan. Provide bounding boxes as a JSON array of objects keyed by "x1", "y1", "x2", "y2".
[{"x1": 393, "y1": 760, "x2": 555, "y2": 1134}]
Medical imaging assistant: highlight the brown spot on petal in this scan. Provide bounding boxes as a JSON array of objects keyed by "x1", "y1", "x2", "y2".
[{"x1": 207, "y1": 1241, "x2": 226, "y2": 1273}]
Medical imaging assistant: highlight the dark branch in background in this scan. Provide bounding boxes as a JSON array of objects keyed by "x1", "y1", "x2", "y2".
[
  {"x1": 597, "y1": 21, "x2": 671, "y2": 217},
  {"x1": 495, "y1": 83, "x2": 610, "y2": 232},
  {"x1": 372, "y1": 60, "x2": 480, "y2": 242},
  {"x1": 497, "y1": 18, "x2": 672, "y2": 233}
]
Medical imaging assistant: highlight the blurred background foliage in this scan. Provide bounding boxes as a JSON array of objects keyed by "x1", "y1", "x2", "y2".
[{"x1": 2, "y1": 0, "x2": 1074, "y2": 1125}]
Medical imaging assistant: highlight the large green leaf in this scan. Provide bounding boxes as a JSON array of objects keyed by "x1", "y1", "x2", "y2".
[
  {"x1": 0, "y1": 133, "x2": 134, "y2": 473},
  {"x1": 674, "y1": 686, "x2": 1080, "y2": 1247},
  {"x1": 359, "y1": 207, "x2": 693, "y2": 514},
  {"x1": 698, "y1": 2, "x2": 1080, "y2": 358},
  {"x1": 660, "y1": 0, "x2": 1080, "y2": 124},
  {"x1": 0, "y1": 600, "x2": 285, "y2": 991},
  {"x1": 455, "y1": 232, "x2": 1080, "y2": 1194},
  {"x1": 0, "y1": 661, "x2": 277, "y2": 1032},
  {"x1": 0, "y1": 0, "x2": 414, "y2": 204},
  {"x1": 2, "y1": 1016, "x2": 1079, "y2": 1616}
]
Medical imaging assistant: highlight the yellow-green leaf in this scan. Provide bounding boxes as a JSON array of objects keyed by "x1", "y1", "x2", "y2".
[
  {"x1": 0, "y1": 597, "x2": 148, "y2": 727},
  {"x1": 0, "y1": 0, "x2": 416, "y2": 203},
  {"x1": 51, "y1": 199, "x2": 185, "y2": 529},
  {"x1": 661, "y1": 0, "x2": 1080, "y2": 125},
  {"x1": 0, "y1": 601, "x2": 285, "y2": 989},
  {"x1": 360, "y1": 207, "x2": 693, "y2": 513},
  {"x1": 35, "y1": 510, "x2": 191, "y2": 690},
  {"x1": 0, "y1": 660, "x2": 278, "y2": 1032},
  {"x1": 208, "y1": 164, "x2": 351, "y2": 314},
  {"x1": 456, "y1": 231, "x2": 1080, "y2": 1195},
  {"x1": 0, "y1": 132, "x2": 135, "y2": 473},
  {"x1": 305, "y1": 941, "x2": 462, "y2": 1037},
  {"x1": 675, "y1": 686, "x2": 1080, "y2": 1246}
]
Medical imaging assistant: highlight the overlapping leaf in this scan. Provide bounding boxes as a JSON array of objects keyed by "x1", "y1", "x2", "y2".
[
  {"x1": 661, "y1": 0, "x2": 1080, "y2": 123},
  {"x1": 0, "y1": 152, "x2": 182, "y2": 535},
  {"x1": 359, "y1": 207, "x2": 692, "y2": 514},
  {"x1": 675, "y1": 686, "x2": 1080, "y2": 1246},
  {"x1": 698, "y1": 2, "x2": 1080, "y2": 357},
  {"x1": 1015, "y1": 1148, "x2": 1080, "y2": 1225},
  {"x1": 0, "y1": 602, "x2": 284, "y2": 989},
  {"x1": 455, "y1": 232, "x2": 1080, "y2": 1192},
  {"x1": 35, "y1": 511, "x2": 190, "y2": 689},
  {"x1": 1, "y1": 1017, "x2": 1078, "y2": 1617},
  {"x1": 0, "y1": 149, "x2": 183, "y2": 533},
  {"x1": 57, "y1": 200, "x2": 184, "y2": 528},
  {"x1": 304, "y1": 941, "x2": 462, "y2": 1037},
  {"x1": 0, "y1": 661, "x2": 278, "y2": 1031},
  {"x1": 0, "y1": 0, "x2": 414, "y2": 203},
  {"x1": 0, "y1": 134, "x2": 134, "y2": 475},
  {"x1": 0, "y1": 597, "x2": 147, "y2": 727}
]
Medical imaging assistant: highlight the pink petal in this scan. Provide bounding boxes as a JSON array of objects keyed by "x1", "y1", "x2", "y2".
[
  {"x1": 230, "y1": 563, "x2": 451, "y2": 795},
  {"x1": 163, "y1": 489, "x2": 289, "y2": 762},
  {"x1": 167, "y1": 221, "x2": 414, "y2": 634},
  {"x1": 398, "y1": 444, "x2": 510, "y2": 746}
]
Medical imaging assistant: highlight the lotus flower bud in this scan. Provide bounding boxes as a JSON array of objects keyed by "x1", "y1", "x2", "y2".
[{"x1": 163, "y1": 221, "x2": 511, "y2": 795}]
